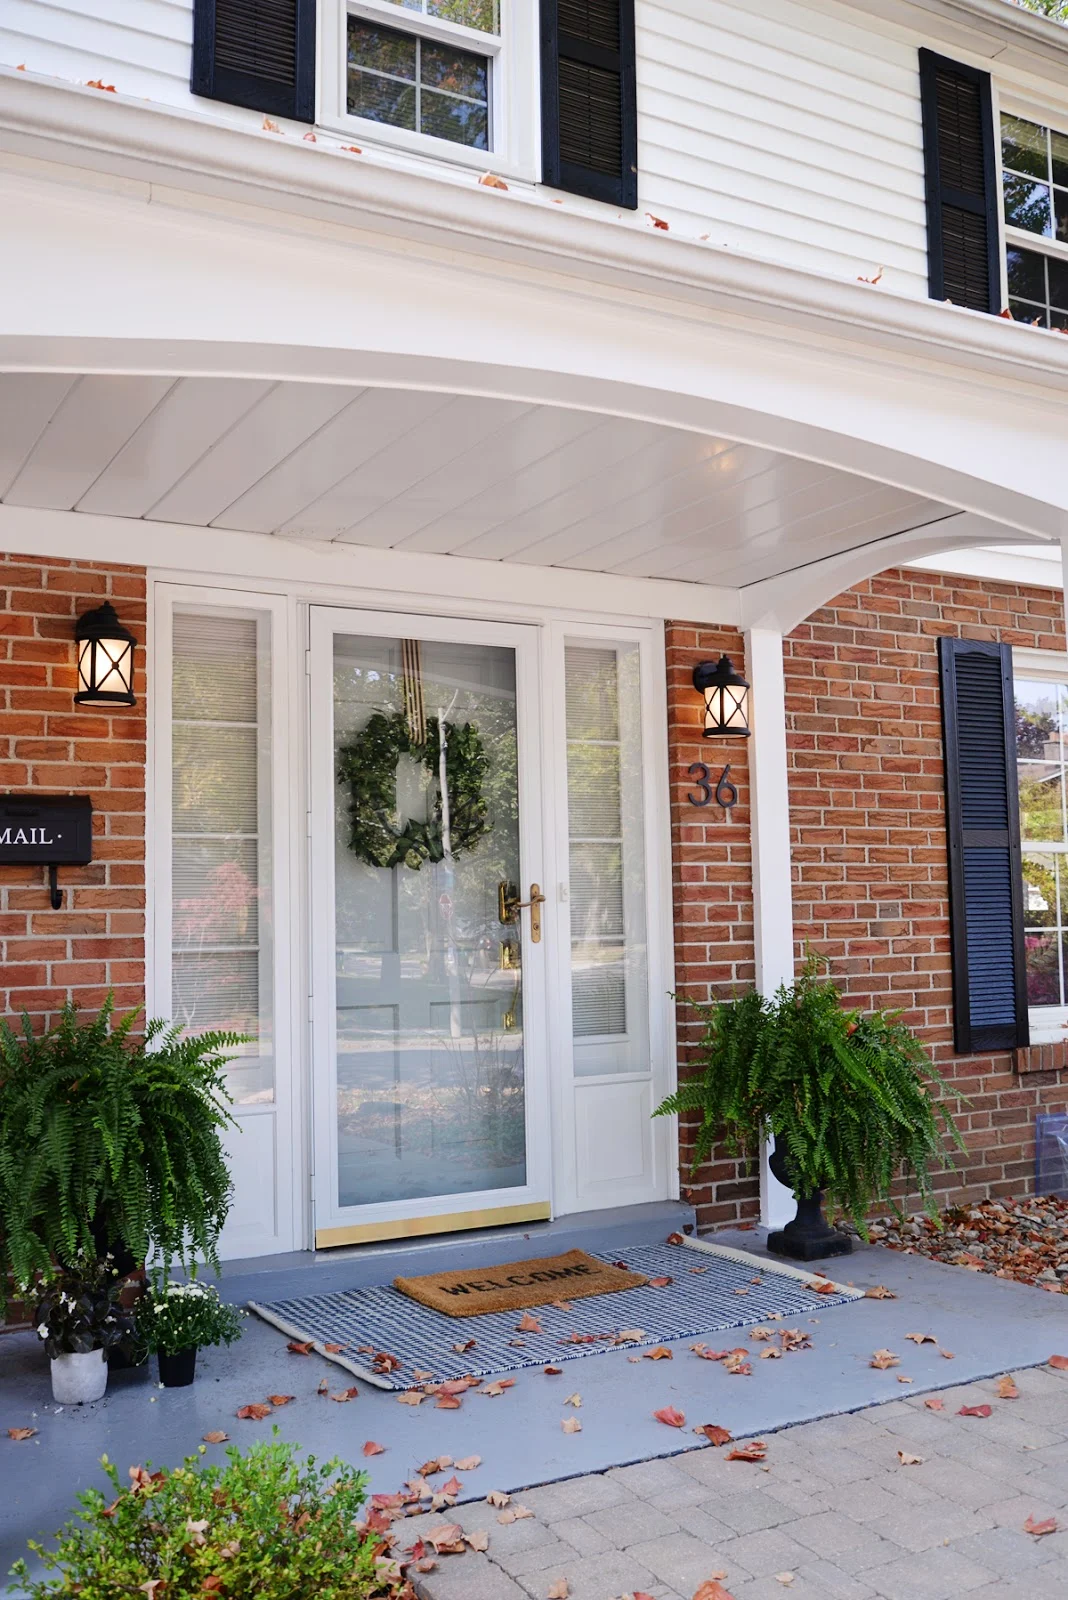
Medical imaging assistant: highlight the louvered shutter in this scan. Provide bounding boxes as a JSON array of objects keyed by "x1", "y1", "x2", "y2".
[
  {"x1": 192, "y1": 0, "x2": 316, "y2": 122},
  {"x1": 541, "y1": 0, "x2": 637, "y2": 209},
  {"x1": 918, "y1": 50, "x2": 1000, "y2": 313},
  {"x1": 939, "y1": 638, "x2": 1028, "y2": 1055}
]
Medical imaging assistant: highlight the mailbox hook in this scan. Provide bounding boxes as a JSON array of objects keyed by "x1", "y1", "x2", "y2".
[{"x1": 48, "y1": 865, "x2": 63, "y2": 911}]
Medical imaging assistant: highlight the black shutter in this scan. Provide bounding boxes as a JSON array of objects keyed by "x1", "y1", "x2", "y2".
[
  {"x1": 192, "y1": 0, "x2": 316, "y2": 122},
  {"x1": 939, "y1": 637, "x2": 1029, "y2": 1055},
  {"x1": 541, "y1": 0, "x2": 637, "y2": 209},
  {"x1": 918, "y1": 50, "x2": 1000, "y2": 313}
]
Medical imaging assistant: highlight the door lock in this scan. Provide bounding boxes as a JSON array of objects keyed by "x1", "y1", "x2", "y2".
[{"x1": 498, "y1": 881, "x2": 547, "y2": 943}]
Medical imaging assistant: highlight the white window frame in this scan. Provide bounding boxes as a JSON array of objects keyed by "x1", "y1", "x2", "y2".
[
  {"x1": 317, "y1": 0, "x2": 539, "y2": 181},
  {"x1": 998, "y1": 94, "x2": 1068, "y2": 324},
  {"x1": 1013, "y1": 645, "x2": 1068, "y2": 1046}
]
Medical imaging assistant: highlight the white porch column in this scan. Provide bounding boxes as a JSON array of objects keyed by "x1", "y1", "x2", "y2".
[{"x1": 744, "y1": 626, "x2": 796, "y2": 1228}]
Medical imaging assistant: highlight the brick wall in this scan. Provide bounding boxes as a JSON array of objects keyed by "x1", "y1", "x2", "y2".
[
  {"x1": 666, "y1": 623, "x2": 756, "y2": 1229},
  {"x1": 0, "y1": 553, "x2": 146, "y2": 1028},
  {"x1": 668, "y1": 568, "x2": 1068, "y2": 1229},
  {"x1": 786, "y1": 566, "x2": 1067, "y2": 1205}
]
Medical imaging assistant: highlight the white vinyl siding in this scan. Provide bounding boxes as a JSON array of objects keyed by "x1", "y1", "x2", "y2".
[{"x1": 3, "y1": 0, "x2": 930, "y2": 292}]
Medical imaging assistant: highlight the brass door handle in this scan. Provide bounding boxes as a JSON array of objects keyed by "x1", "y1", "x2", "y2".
[{"x1": 497, "y1": 882, "x2": 547, "y2": 943}]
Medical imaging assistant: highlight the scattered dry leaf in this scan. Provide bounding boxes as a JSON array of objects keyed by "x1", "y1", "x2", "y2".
[
  {"x1": 724, "y1": 1351, "x2": 751, "y2": 1376},
  {"x1": 726, "y1": 1441, "x2": 767, "y2": 1463},
  {"x1": 649, "y1": 1276, "x2": 673, "y2": 1288},
  {"x1": 1049, "y1": 1355, "x2": 1068, "y2": 1371},
  {"x1": 287, "y1": 1341, "x2": 314, "y2": 1355},
  {"x1": 563, "y1": 1392, "x2": 582, "y2": 1407},
  {"x1": 958, "y1": 1404, "x2": 992, "y2": 1418},
  {"x1": 487, "y1": 1490, "x2": 511, "y2": 1507},
  {"x1": 202, "y1": 1430, "x2": 229, "y2": 1443},
  {"x1": 7, "y1": 1427, "x2": 36, "y2": 1441},
  {"x1": 87, "y1": 79, "x2": 116, "y2": 91},
  {"x1": 760, "y1": 1347, "x2": 783, "y2": 1360},
  {"x1": 465, "y1": 1530, "x2": 490, "y2": 1553},
  {"x1": 330, "y1": 1388, "x2": 359, "y2": 1404},
  {"x1": 479, "y1": 172, "x2": 508, "y2": 189},
  {"x1": 396, "y1": 1390, "x2": 424, "y2": 1406},
  {"x1": 615, "y1": 1330, "x2": 646, "y2": 1344},
  {"x1": 905, "y1": 1334, "x2": 937, "y2": 1345},
  {"x1": 643, "y1": 1346, "x2": 673, "y2": 1361},
  {"x1": 923, "y1": 1398, "x2": 944, "y2": 1412},
  {"x1": 653, "y1": 1406, "x2": 686, "y2": 1429},
  {"x1": 517, "y1": 1313, "x2": 543, "y2": 1333},
  {"x1": 941, "y1": 1351, "x2": 955, "y2": 1360},
  {"x1": 870, "y1": 1349, "x2": 900, "y2": 1370},
  {"x1": 561, "y1": 1417, "x2": 582, "y2": 1434},
  {"x1": 267, "y1": 1394, "x2": 294, "y2": 1407},
  {"x1": 666, "y1": 1231, "x2": 684, "y2": 1244},
  {"x1": 863, "y1": 1285, "x2": 897, "y2": 1299},
  {"x1": 429, "y1": 1524, "x2": 466, "y2": 1554},
  {"x1": 262, "y1": 116, "x2": 281, "y2": 132},
  {"x1": 897, "y1": 1451, "x2": 924, "y2": 1466},
  {"x1": 997, "y1": 1376, "x2": 1019, "y2": 1400},
  {"x1": 323, "y1": 1342, "x2": 346, "y2": 1353},
  {"x1": 645, "y1": 212, "x2": 669, "y2": 229},
  {"x1": 694, "y1": 1424, "x2": 732, "y2": 1446},
  {"x1": 236, "y1": 1404, "x2": 272, "y2": 1421},
  {"x1": 808, "y1": 1279, "x2": 838, "y2": 1295},
  {"x1": 775, "y1": 1576, "x2": 795, "y2": 1587},
  {"x1": 1024, "y1": 1515, "x2": 1058, "y2": 1537},
  {"x1": 455, "y1": 1455, "x2": 482, "y2": 1471},
  {"x1": 341, "y1": 145, "x2": 362, "y2": 153},
  {"x1": 547, "y1": 1581, "x2": 569, "y2": 1599},
  {"x1": 362, "y1": 1441, "x2": 385, "y2": 1457},
  {"x1": 692, "y1": 1579, "x2": 736, "y2": 1599}
]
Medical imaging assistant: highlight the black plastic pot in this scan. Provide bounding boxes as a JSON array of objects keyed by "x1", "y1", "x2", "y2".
[
  {"x1": 766, "y1": 1146, "x2": 853, "y2": 1262},
  {"x1": 158, "y1": 1347, "x2": 197, "y2": 1388}
]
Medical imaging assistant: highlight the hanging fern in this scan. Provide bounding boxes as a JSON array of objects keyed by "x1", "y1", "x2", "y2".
[
  {"x1": 656, "y1": 955, "x2": 967, "y2": 1233},
  {"x1": 0, "y1": 995, "x2": 243, "y2": 1309}
]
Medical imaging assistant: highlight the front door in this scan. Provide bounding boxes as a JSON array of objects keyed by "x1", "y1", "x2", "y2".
[{"x1": 309, "y1": 609, "x2": 550, "y2": 1246}]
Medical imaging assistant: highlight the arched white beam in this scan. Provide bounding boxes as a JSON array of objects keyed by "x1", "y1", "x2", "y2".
[
  {"x1": 738, "y1": 512, "x2": 1050, "y2": 634},
  {"x1": 2, "y1": 167, "x2": 1068, "y2": 544}
]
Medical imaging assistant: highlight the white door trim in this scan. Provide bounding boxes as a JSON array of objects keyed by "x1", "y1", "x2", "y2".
[{"x1": 307, "y1": 604, "x2": 552, "y2": 1246}]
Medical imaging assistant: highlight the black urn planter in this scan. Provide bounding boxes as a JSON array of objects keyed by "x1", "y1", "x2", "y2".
[
  {"x1": 158, "y1": 1347, "x2": 197, "y2": 1388},
  {"x1": 766, "y1": 1146, "x2": 853, "y2": 1262}
]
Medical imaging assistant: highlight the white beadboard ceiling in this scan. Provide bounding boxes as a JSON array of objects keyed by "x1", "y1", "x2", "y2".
[{"x1": 0, "y1": 374, "x2": 962, "y2": 588}]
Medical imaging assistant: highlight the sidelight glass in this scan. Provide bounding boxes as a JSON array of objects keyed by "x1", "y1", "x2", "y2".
[{"x1": 331, "y1": 634, "x2": 525, "y2": 1209}]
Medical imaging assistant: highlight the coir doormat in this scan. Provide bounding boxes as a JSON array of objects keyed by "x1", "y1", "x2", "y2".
[
  {"x1": 249, "y1": 1239, "x2": 863, "y2": 1390},
  {"x1": 393, "y1": 1248, "x2": 646, "y2": 1317}
]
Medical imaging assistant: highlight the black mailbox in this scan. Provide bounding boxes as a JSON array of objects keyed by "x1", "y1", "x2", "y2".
[{"x1": 0, "y1": 795, "x2": 93, "y2": 908}]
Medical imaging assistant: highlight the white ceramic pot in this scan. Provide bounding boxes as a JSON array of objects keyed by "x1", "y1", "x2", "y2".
[{"x1": 50, "y1": 1348, "x2": 108, "y2": 1404}]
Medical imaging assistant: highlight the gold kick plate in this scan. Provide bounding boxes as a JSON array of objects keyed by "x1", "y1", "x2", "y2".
[{"x1": 497, "y1": 880, "x2": 547, "y2": 943}]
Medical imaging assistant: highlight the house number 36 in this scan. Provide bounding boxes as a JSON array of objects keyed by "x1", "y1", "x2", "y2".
[{"x1": 687, "y1": 762, "x2": 738, "y2": 818}]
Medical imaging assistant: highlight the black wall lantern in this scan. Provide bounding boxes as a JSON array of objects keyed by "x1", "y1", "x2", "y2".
[
  {"x1": 693, "y1": 654, "x2": 751, "y2": 739},
  {"x1": 74, "y1": 601, "x2": 136, "y2": 707}
]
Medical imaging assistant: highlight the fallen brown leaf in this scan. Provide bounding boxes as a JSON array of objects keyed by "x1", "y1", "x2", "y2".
[
  {"x1": 666, "y1": 1231, "x2": 684, "y2": 1244},
  {"x1": 452, "y1": 1339, "x2": 476, "y2": 1354},
  {"x1": 441, "y1": 1476, "x2": 463, "y2": 1496},
  {"x1": 455, "y1": 1455, "x2": 482, "y2": 1471},
  {"x1": 726, "y1": 1441, "x2": 767, "y2": 1463},
  {"x1": 479, "y1": 172, "x2": 508, "y2": 189},
  {"x1": 645, "y1": 212, "x2": 669, "y2": 229},
  {"x1": 547, "y1": 1581, "x2": 569, "y2": 1599},
  {"x1": 808, "y1": 1279, "x2": 838, "y2": 1295},
  {"x1": 544, "y1": 1365, "x2": 563, "y2": 1375},
  {"x1": 923, "y1": 1398, "x2": 944, "y2": 1412},
  {"x1": 202, "y1": 1430, "x2": 229, "y2": 1443},
  {"x1": 497, "y1": 1505, "x2": 534, "y2": 1523},
  {"x1": 563, "y1": 1392, "x2": 581, "y2": 1407},
  {"x1": 7, "y1": 1427, "x2": 36, "y2": 1441},
  {"x1": 87, "y1": 79, "x2": 117, "y2": 91},
  {"x1": 1049, "y1": 1354, "x2": 1068, "y2": 1370},
  {"x1": 643, "y1": 1346, "x2": 673, "y2": 1361},
  {"x1": 897, "y1": 1451, "x2": 924, "y2": 1466},
  {"x1": 236, "y1": 1404, "x2": 273, "y2": 1421},
  {"x1": 517, "y1": 1312, "x2": 543, "y2": 1333},
  {"x1": 396, "y1": 1390, "x2": 424, "y2": 1406},
  {"x1": 362, "y1": 1441, "x2": 385, "y2": 1457},
  {"x1": 317, "y1": 1379, "x2": 329, "y2": 1395},
  {"x1": 723, "y1": 1351, "x2": 751, "y2": 1376},
  {"x1": 863, "y1": 1285, "x2": 897, "y2": 1299},
  {"x1": 694, "y1": 1424, "x2": 732, "y2": 1446},
  {"x1": 941, "y1": 1351, "x2": 955, "y2": 1360},
  {"x1": 436, "y1": 1396, "x2": 462, "y2": 1410},
  {"x1": 323, "y1": 1342, "x2": 346, "y2": 1353},
  {"x1": 775, "y1": 1577, "x2": 795, "y2": 1588},
  {"x1": 615, "y1": 1329, "x2": 646, "y2": 1343},
  {"x1": 905, "y1": 1334, "x2": 937, "y2": 1345},
  {"x1": 487, "y1": 1490, "x2": 510, "y2": 1507},
  {"x1": 653, "y1": 1406, "x2": 686, "y2": 1429},
  {"x1": 958, "y1": 1404, "x2": 992, "y2": 1418},
  {"x1": 870, "y1": 1349, "x2": 900, "y2": 1370},
  {"x1": 1024, "y1": 1515, "x2": 1058, "y2": 1537},
  {"x1": 649, "y1": 1276, "x2": 673, "y2": 1288},
  {"x1": 428, "y1": 1523, "x2": 466, "y2": 1554},
  {"x1": 465, "y1": 1530, "x2": 490, "y2": 1552},
  {"x1": 997, "y1": 1376, "x2": 1019, "y2": 1400},
  {"x1": 267, "y1": 1394, "x2": 295, "y2": 1406},
  {"x1": 561, "y1": 1417, "x2": 582, "y2": 1433},
  {"x1": 691, "y1": 1579, "x2": 736, "y2": 1599},
  {"x1": 287, "y1": 1341, "x2": 314, "y2": 1355},
  {"x1": 330, "y1": 1388, "x2": 359, "y2": 1403},
  {"x1": 760, "y1": 1347, "x2": 783, "y2": 1360}
]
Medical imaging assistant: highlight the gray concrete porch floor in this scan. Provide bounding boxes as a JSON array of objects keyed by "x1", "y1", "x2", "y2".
[{"x1": 2, "y1": 1228, "x2": 1068, "y2": 1584}]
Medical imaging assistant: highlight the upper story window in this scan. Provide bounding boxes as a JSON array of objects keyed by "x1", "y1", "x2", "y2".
[
  {"x1": 1002, "y1": 114, "x2": 1068, "y2": 328},
  {"x1": 321, "y1": 0, "x2": 534, "y2": 175},
  {"x1": 347, "y1": 4, "x2": 497, "y2": 151}
]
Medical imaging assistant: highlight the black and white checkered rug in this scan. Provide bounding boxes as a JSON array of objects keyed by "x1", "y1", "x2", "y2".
[{"x1": 249, "y1": 1238, "x2": 862, "y2": 1389}]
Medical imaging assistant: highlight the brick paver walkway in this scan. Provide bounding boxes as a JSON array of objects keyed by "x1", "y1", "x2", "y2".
[{"x1": 406, "y1": 1363, "x2": 1068, "y2": 1600}]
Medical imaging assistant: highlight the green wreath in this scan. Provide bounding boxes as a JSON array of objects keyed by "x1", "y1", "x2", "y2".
[{"x1": 337, "y1": 710, "x2": 490, "y2": 870}]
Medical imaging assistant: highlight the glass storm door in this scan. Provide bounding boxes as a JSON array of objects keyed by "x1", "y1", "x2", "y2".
[{"x1": 309, "y1": 609, "x2": 549, "y2": 1247}]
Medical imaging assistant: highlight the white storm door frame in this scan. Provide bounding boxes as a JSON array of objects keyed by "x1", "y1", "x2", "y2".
[
  {"x1": 308, "y1": 605, "x2": 551, "y2": 1244},
  {"x1": 544, "y1": 618, "x2": 676, "y2": 1217},
  {"x1": 150, "y1": 582, "x2": 300, "y2": 1260}
]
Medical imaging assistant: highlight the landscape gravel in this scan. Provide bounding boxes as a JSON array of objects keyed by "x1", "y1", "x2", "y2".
[{"x1": 868, "y1": 1195, "x2": 1068, "y2": 1293}]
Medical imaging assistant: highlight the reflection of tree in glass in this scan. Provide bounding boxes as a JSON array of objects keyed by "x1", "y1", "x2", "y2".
[
  {"x1": 1017, "y1": 695, "x2": 1057, "y2": 757},
  {"x1": 1025, "y1": 932, "x2": 1061, "y2": 1005},
  {"x1": 1019, "y1": 776, "x2": 1064, "y2": 841},
  {"x1": 1022, "y1": 856, "x2": 1057, "y2": 925},
  {"x1": 1004, "y1": 173, "x2": 1052, "y2": 234},
  {"x1": 428, "y1": 0, "x2": 499, "y2": 31}
]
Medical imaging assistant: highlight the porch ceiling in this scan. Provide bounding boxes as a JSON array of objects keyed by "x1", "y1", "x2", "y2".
[{"x1": 0, "y1": 373, "x2": 981, "y2": 588}]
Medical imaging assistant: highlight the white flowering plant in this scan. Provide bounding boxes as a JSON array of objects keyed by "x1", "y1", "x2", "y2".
[
  {"x1": 33, "y1": 1257, "x2": 132, "y2": 1360},
  {"x1": 134, "y1": 1275, "x2": 245, "y2": 1357}
]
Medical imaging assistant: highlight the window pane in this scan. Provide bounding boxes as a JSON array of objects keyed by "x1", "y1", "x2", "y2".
[
  {"x1": 349, "y1": 71, "x2": 417, "y2": 128},
  {"x1": 565, "y1": 643, "x2": 647, "y2": 1068},
  {"x1": 1003, "y1": 173, "x2": 1052, "y2": 235},
  {"x1": 1052, "y1": 129, "x2": 1068, "y2": 188},
  {"x1": 421, "y1": 39, "x2": 488, "y2": 98},
  {"x1": 1024, "y1": 929, "x2": 1062, "y2": 1006},
  {"x1": 1009, "y1": 300, "x2": 1048, "y2": 326},
  {"x1": 1023, "y1": 852, "x2": 1057, "y2": 927},
  {"x1": 347, "y1": 18, "x2": 417, "y2": 77},
  {"x1": 1056, "y1": 190, "x2": 1068, "y2": 248},
  {"x1": 1016, "y1": 679, "x2": 1067, "y2": 842},
  {"x1": 172, "y1": 611, "x2": 272, "y2": 1103},
  {"x1": 1006, "y1": 245, "x2": 1047, "y2": 304},
  {"x1": 1002, "y1": 115, "x2": 1049, "y2": 180},
  {"x1": 428, "y1": 0, "x2": 499, "y2": 33},
  {"x1": 420, "y1": 89, "x2": 488, "y2": 147}
]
